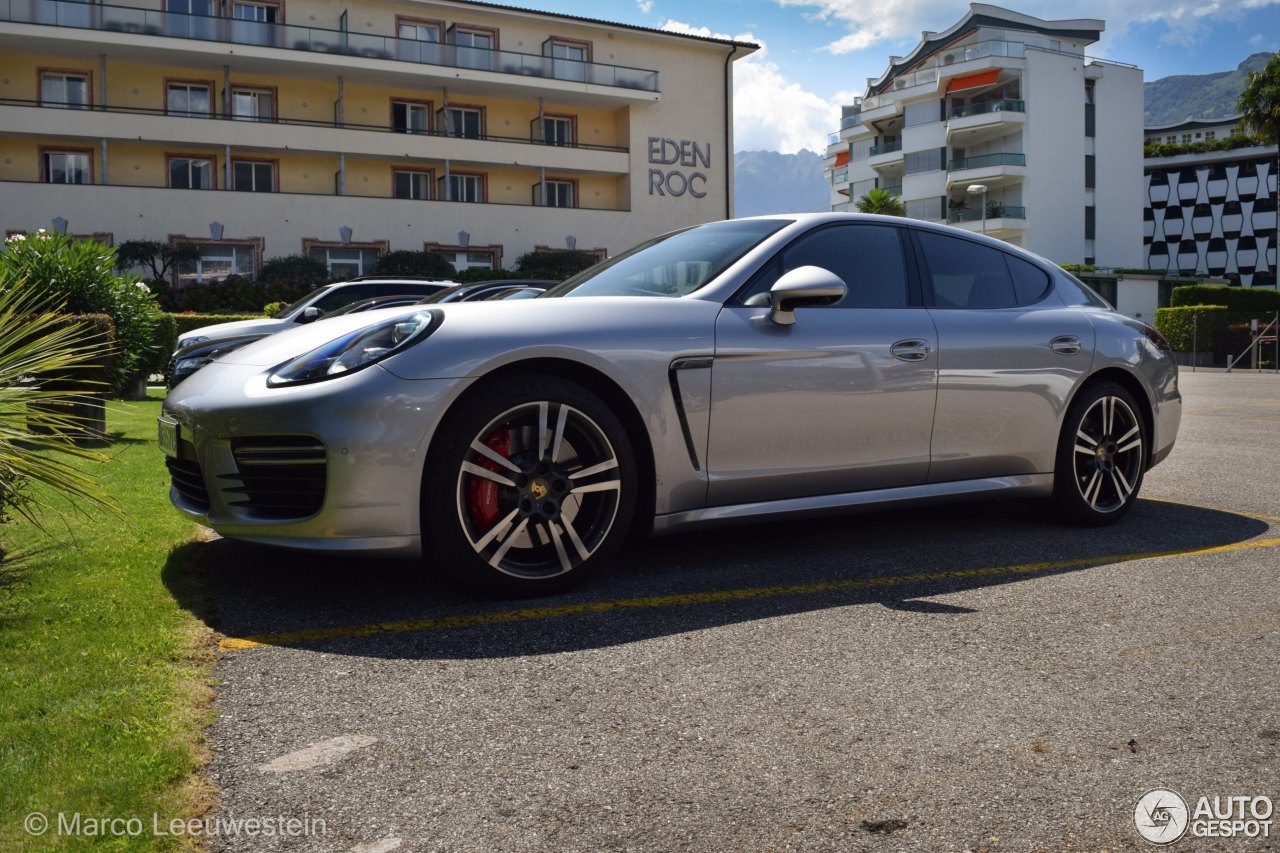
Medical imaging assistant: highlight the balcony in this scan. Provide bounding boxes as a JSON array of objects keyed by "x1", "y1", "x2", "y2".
[
  {"x1": 881, "y1": 185, "x2": 902, "y2": 196},
  {"x1": 947, "y1": 99, "x2": 1026, "y2": 146},
  {"x1": 949, "y1": 99, "x2": 1025, "y2": 119},
  {"x1": 869, "y1": 141, "x2": 902, "y2": 156},
  {"x1": 947, "y1": 204, "x2": 1027, "y2": 237},
  {"x1": 831, "y1": 167, "x2": 848, "y2": 185},
  {"x1": 0, "y1": 98, "x2": 631, "y2": 174},
  {"x1": 0, "y1": 0, "x2": 660, "y2": 94},
  {"x1": 949, "y1": 153, "x2": 1025, "y2": 170},
  {"x1": 868, "y1": 141, "x2": 904, "y2": 171}
]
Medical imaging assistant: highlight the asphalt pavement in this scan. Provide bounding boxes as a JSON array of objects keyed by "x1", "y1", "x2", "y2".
[{"x1": 178, "y1": 370, "x2": 1280, "y2": 852}]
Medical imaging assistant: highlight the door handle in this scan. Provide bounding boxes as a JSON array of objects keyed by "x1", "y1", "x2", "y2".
[
  {"x1": 1050, "y1": 335, "x2": 1082, "y2": 355},
  {"x1": 890, "y1": 339, "x2": 932, "y2": 361}
]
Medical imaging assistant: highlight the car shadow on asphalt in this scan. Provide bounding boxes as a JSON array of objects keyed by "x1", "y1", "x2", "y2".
[{"x1": 162, "y1": 498, "x2": 1270, "y2": 660}]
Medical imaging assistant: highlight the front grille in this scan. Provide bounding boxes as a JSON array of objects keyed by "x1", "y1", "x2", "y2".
[
  {"x1": 166, "y1": 440, "x2": 210, "y2": 512},
  {"x1": 220, "y1": 436, "x2": 327, "y2": 519}
]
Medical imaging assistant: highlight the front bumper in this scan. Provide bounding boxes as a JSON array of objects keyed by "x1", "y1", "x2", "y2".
[{"x1": 162, "y1": 359, "x2": 471, "y2": 558}]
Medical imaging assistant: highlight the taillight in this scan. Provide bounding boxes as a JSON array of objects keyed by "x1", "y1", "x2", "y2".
[{"x1": 1142, "y1": 325, "x2": 1172, "y2": 352}]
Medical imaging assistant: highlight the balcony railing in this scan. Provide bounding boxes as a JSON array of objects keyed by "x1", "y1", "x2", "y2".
[
  {"x1": 841, "y1": 114, "x2": 862, "y2": 130},
  {"x1": 1, "y1": 0, "x2": 660, "y2": 92},
  {"x1": 949, "y1": 152, "x2": 1026, "y2": 171},
  {"x1": 870, "y1": 141, "x2": 902, "y2": 156},
  {"x1": 949, "y1": 99, "x2": 1025, "y2": 119},
  {"x1": 0, "y1": 96, "x2": 630, "y2": 153},
  {"x1": 948, "y1": 205, "x2": 1026, "y2": 223},
  {"x1": 881, "y1": 185, "x2": 902, "y2": 197},
  {"x1": 831, "y1": 167, "x2": 848, "y2": 185}
]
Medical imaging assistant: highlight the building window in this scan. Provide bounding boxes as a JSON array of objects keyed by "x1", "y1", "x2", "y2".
[
  {"x1": 440, "y1": 173, "x2": 485, "y2": 203},
  {"x1": 42, "y1": 150, "x2": 91, "y2": 184},
  {"x1": 441, "y1": 106, "x2": 482, "y2": 138},
  {"x1": 167, "y1": 0, "x2": 215, "y2": 12},
  {"x1": 1166, "y1": 135, "x2": 1176, "y2": 144},
  {"x1": 232, "y1": 160, "x2": 275, "y2": 192},
  {"x1": 536, "y1": 115, "x2": 575, "y2": 146},
  {"x1": 231, "y1": 87, "x2": 275, "y2": 121},
  {"x1": 393, "y1": 168, "x2": 433, "y2": 200},
  {"x1": 534, "y1": 179, "x2": 576, "y2": 208},
  {"x1": 173, "y1": 239, "x2": 262, "y2": 285},
  {"x1": 1206, "y1": 131, "x2": 1216, "y2": 141},
  {"x1": 426, "y1": 242, "x2": 503, "y2": 270},
  {"x1": 450, "y1": 25, "x2": 496, "y2": 70},
  {"x1": 303, "y1": 241, "x2": 387, "y2": 279},
  {"x1": 232, "y1": 1, "x2": 277, "y2": 22},
  {"x1": 397, "y1": 19, "x2": 441, "y2": 42},
  {"x1": 168, "y1": 156, "x2": 214, "y2": 189},
  {"x1": 391, "y1": 100, "x2": 431, "y2": 134},
  {"x1": 166, "y1": 81, "x2": 212, "y2": 116},
  {"x1": 1182, "y1": 134, "x2": 1192, "y2": 144},
  {"x1": 544, "y1": 37, "x2": 590, "y2": 82},
  {"x1": 904, "y1": 148, "x2": 942, "y2": 175},
  {"x1": 1085, "y1": 206, "x2": 1096, "y2": 240},
  {"x1": 40, "y1": 72, "x2": 90, "y2": 109},
  {"x1": 1085, "y1": 154, "x2": 1096, "y2": 189}
]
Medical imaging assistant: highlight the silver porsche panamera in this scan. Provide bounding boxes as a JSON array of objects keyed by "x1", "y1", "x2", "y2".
[{"x1": 160, "y1": 213, "x2": 1181, "y2": 594}]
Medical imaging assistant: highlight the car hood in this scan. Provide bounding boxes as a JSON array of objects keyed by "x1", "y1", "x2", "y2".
[
  {"x1": 213, "y1": 297, "x2": 722, "y2": 377},
  {"x1": 180, "y1": 317, "x2": 292, "y2": 344}
]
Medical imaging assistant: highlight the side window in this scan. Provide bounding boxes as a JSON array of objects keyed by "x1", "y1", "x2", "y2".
[
  {"x1": 311, "y1": 284, "x2": 377, "y2": 314},
  {"x1": 1006, "y1": 255, "x2": 1050, "y2": 304},
  {"x1": 743, "y1": 224, "x2": 909, "y2": 308},
  {"x1": 916, "y1": 231, "x2": 1016, "y2": 309}
]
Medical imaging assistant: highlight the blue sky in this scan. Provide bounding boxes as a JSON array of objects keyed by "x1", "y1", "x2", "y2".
[{"x1": 496, "y1": 0, "x2": 1280, "y2": 153}]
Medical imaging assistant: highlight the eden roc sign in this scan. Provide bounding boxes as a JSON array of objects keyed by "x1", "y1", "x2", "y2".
[{"x1": 648, "y1": 137, "x2": 710, "y2": 199}]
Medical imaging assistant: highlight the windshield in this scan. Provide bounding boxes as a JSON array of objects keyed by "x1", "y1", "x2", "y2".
[
  {"x1": 544, "y1": 219, "x2": 790, "y2": 298},
  {"x1": 275, "y1": 284, "x2": 333, "y2": 318}
]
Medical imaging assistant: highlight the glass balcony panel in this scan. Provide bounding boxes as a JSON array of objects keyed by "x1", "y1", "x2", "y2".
[
  {"x1": 870, "y1": 141, "x2": 902, "y2": 156},
  {"x1": 948, "y1": 205, "x2": 1026, "y2": 223},
  {"x1": 949, "y1": 152, "x2": 1026, "y2": 170},
  {"x1": 949, "y1": 99, "x2": 1025, "y2": 119}
]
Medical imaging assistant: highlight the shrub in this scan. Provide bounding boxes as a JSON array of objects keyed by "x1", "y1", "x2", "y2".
[
  {"x1": 0, "y1": 232, "x2": 162, "y2": 394},
  {"x1": 0, "y1": 271, "x2": 117, "y2": 527},
  {"x1": 373, "y1": 250, "x2": 456, "y2": 278},
  {"x1": 1060, "y1": 263, "x2": 1097, "y2": 274},
  {"x1": 1170, "y1": 285, "x2": 1280, "y2": 312},
  {"x1": 159, "y1": 314, "x2": 266, "y2": 354},
  {"x1": 158, "y1": 275, "x2": 315, "y2": 314},
  {"x1": 514, "y1": 250, "x2": 600, "y2": 280},
  {"x1": 262, "y1": 301, "x2": 286, "y2": 318},
  {"x1": 1153, "y1": 305, "x2": 1228, "y2": 350},
  {"x1": 259, "y1": 254, "x2": 331, "y2": 286}
]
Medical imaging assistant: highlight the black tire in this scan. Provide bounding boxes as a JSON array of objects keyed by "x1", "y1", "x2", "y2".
[
  {"x1": 1052, "y1": 380, "x2": 1148, "y2": 526},
  {"x1": 423, "y1": 375, "x2": 637, "y2": 596}
]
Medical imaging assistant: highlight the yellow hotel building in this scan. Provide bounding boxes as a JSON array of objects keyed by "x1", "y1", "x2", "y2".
[{"x1": 0, "y1": 0, "x2": 755, "y2": 278}]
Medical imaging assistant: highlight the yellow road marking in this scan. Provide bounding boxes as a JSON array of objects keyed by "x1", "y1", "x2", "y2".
[{"x1": 218, "y1": 535, "x2": 1280, "y2": 652}]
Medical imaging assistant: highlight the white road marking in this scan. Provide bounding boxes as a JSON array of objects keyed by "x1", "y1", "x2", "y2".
[
  {"x1": 352, "y1": 838, "x2": 403, "y2": 853},
  {"x1": 258, "y1": 734, "x2": 377, "y2": 773}
]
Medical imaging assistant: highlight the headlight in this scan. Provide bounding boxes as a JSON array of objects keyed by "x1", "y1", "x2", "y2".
[
  {"x1": 174, "y1": 356, "x2": 212, "y2": 373},
  {"x1": 267, "y1": 310, "x2": 441, "y2": 387},
  {"x1": 178, "y1": 335, "x2": 209, "y2": 348}
]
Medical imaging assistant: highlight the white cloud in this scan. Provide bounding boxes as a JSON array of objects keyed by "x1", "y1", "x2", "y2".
[
  {"x1": 662, "y1": 20, "x2": 840, "y2": 154},
  {"x1": 635, "y1": 0, "x2": 653, "y2": 14},
  {"x1": 776, "y1": 0, "x2": 1280, "y2": 54}
]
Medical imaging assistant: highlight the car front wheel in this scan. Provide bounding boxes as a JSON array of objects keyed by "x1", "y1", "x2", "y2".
[
  {"x1": 1052, "y1": 380, "x2": 1148, "y2": 526},
  {"x1": 424, "y1": 375, "x2": 636, "y2": 595}
]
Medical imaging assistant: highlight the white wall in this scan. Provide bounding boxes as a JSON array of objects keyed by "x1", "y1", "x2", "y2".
[
  {"x1": 1092, "y1": 63, "x2": 1144, "y2": 268},
  {"x1": 1022, "y1": 49, "x2": 1086, "y2": 265}
]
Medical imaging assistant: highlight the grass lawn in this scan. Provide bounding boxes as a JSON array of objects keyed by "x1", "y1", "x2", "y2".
[{"x1": 0, "y1": 391, "x2": 214, "y2": 851}]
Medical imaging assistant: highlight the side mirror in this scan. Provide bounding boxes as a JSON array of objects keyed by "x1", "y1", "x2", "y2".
[
  {"x1": 768, "y1": 266, "x2": 846, "y2": 325},
  {"x1": 298, "y1": 306, "x2": 323, "y2": 324}
]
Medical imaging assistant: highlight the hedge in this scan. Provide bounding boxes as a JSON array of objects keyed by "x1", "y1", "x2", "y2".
[
  {"x1": 51, "y1": 313, "x2": 116, "y2": 387},
  {"x1": 1153, "y1": 306, "x2": 1228, "y2": 351},
  {"x1": 1170, "y1": 285, "x2": 1280, "y2": 312}
]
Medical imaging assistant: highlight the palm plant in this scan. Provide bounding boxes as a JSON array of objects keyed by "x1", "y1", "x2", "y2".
[
  {"x1": 855, "y1": 187, "x2": 906, "y2": 217},
  {"x1": 0, "y1": 269, "x2": 118, "y2": 529},
  {"x1": 1236, "y1": 52, "x2": 1280, "y2": 285}
]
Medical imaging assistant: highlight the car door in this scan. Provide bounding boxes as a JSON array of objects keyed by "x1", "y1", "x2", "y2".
[
  {"x1": 910, "y1": 228, "x2": 1095, "y2": 483},
  {"x1": 705, "y1": 223, "x2": 939, "y2": 506}
]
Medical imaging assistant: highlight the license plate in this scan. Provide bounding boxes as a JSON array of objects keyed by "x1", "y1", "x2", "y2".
[{"x1": 158, "y1": 416, "x2": 180, "y2": 459}]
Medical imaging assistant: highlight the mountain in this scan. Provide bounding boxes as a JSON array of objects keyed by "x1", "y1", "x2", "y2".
[
  {"x1": 733, "y1": 149, "x2": 829, "y2": 217},
  {"x1": 1144, "y1": 52, "x2": 1274, "y2": 126}
]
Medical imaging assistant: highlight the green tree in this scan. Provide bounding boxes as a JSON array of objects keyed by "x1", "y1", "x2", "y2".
[
  {"x1": 0, "y1": 269, "x2": 117, "y2": 529},
  {"x1": 372, "y1": 250, "x2": 456, "y2": 278},
  {"x1": 1, "y1": 232, "x2": 162, "y2": 392},
  {"x1": 1237, "y1": 52, "x2": 1280, "y2": 286},
  {"x1": 115, "y1": 239, "x2": 200, "y2": 283},
  {"x1": 854, "y1": 188, "x2": 906, "y2": 217}
]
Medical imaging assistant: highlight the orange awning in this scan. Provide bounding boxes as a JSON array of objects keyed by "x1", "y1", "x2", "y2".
[
  {"x1": 834, "y1": 151, "x2": 850, "y2": 166},
  {"x1": 946, "y1": 69, "x2": 1000, "y2": 94}
]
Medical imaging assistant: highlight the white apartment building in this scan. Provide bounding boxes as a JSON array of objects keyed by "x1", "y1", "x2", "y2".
[
  {"x1": 0, "y1": 0, "x2": 755, "y2": 279},
  {"x1": 825, "y1": 3, "x2": 1143, "y2": 268},
  {"x1": 1143, "y1": 116, "x2": 1278, "y2": 287}
]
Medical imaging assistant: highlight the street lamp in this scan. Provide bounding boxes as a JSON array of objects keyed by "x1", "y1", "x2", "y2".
[{"x1": 967, "y1": 184, "x2": 988, "y2": 234}]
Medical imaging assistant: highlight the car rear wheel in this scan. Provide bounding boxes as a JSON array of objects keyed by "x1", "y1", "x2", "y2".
[
  {"x1": 424, "y1": 376, "x2": 636, "y2": 596},
  {"x1": 1052, "y1": 381, "x2": 1147, "y2": 526}
]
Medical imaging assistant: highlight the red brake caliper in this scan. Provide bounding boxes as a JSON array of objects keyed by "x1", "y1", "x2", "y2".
[{"x1": 467, "y1": 427, "x2": 511, "y2": 530}]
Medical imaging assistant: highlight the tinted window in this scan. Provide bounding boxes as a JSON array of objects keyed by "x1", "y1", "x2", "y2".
[
  {"x1": 743, "y1": 224, "x2": 909, "y2": 309},
  {"x1": 917, "y1": 231, "x2": 1016, "y2": 309},
  {"x1": 311, "y1": 284, "x2": 378, "y2": 313},
  {"x1": 1006, "y1": 255, "x2": 1050, "y2": 304}
]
